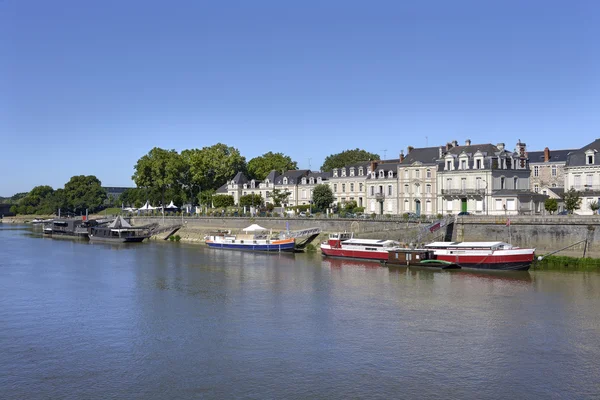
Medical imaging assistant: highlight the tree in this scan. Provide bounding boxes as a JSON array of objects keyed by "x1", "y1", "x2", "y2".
[
  {"x1": 321, "y1": 148, "x2": 380, "y2": 172},
  {"x1": 247, "y1": 152, "x2": 297, "y2": 180},
  {"x1": 14, "y1": 185, "x2": 55, "y2": 215},
  {"x1": 132, "y1": 147, "x2": 184, "y2": 210},
  {"x1": 63, "y1": 175, "x2": 107, "y2": 213},
  {"x1": 270, "y1": 188, "x2": 291, "y2": 207},
  {"x1": 544, "y1": 198, "x2": 558, "y2": 214},
  {"x1": 343, "y1": 200, "x2": 357, "y2": 212},
  {"x1": 186, "y1": 143, "x2": 247, "y2": 192},
  {"x1": 590, "y1": 200, "x2": 600, "y2": 215},
  {"x1": 239, "y1": 193, "x2": 264, "y2": 208},
  {"x1": 564, "y1": 187, "x2": 582, "y2": 214},
  {"x1": 312, "y1": 184, "x2": 334, "y2": 211},
  {"x1": 212, "y1": 194, "x2": 235, "y2": 208}
]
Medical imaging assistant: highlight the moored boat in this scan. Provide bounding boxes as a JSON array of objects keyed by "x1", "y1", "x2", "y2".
[
  {"x1": 386, "y1": 247, "x2": 459, "y2": 269},
  {"x1": 424, "y1": 241, "x2": 535, "y2": 271},
  {"x1": 88, "y1": 216, "x2": 151, "y2": 243},
  {"x1": 204, "y1": 224, "x2": 295, "y2": 252},
  {"x1": 320, "y1": 232, "x2": 399, "y2": 261}
]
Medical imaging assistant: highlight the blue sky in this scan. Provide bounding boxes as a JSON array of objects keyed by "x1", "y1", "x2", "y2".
[{"x1": 1, "y1": 0, "x2": 599, "y2": 196}]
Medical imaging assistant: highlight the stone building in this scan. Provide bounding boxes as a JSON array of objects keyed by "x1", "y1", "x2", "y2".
[
  {"x1": 398, "y1": 146, "x2": 441, "y2": 216},
  {"x1": 365, "y1": 159, "x2": 401, "y2": 215},
  {"x1": 564, "y1": 138, "x2": 600, "y2": 215},
  {"x1": 329, "y1": 162, "x2": 370, "y2": 209},
  {"x1": 527, "y1": 147, "x2": 575, "y2": 193}
]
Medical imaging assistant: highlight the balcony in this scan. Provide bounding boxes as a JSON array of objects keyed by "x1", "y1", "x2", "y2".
[
  {"x1": 441, "y1": 188, "x2": 486, "y2": 196},
  {"x1": 375, "y1": 193, "x2": 385, "y2": 201}
]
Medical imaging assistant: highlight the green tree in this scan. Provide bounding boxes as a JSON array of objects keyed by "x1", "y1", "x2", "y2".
[
  {"x1": 590, "y1": 200, "x2": 600, "y2": 215},
  {"x1": 239, "y1": 193, "x2": 264, "y2": 208},
  {"x1": 212, "y1": 194, "x2": 235, "y2": 208},
  {"x1": 312, "y1": 184, "x2": 334, "y2": 211},
  {"x1": 321, "y1": 149, "x2": 380, "y2": 172},
  {"x1": 14, "y1": 185, "x2": 55, "y2": 214},
  {"x1": 186, "y1": 144, "x2": 247, "y2": 192},
  {"x1": 132, "y1": 147, "x2": 184, "y2": 209},
  {"x1": 564, "y1": 187, "x2": 582, "y2": 214},
  {"x1": 343, "y1": 200, "x2": 357, "y2": 212},
  {"x1": 63, "y1": 175, "x2": 107, "y2": 213},
  {"x1": 247, "y1": 152, "x2": 297, "y2": 180},
  {"x1": 544, "y1": 198, "x2": 558, "y2": 214},
  {"x1": 270, "y1": 188, "x2": 291, "y2": 206}
]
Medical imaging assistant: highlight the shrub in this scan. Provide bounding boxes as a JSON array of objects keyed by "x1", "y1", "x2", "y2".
[
  {"x1": 169, "y1": 236, "x2": 175, "y2": 241},
  {"x1": 174, "y1": 235, "x2": 181, "y2": 242},
  {"x1": 305, "y1": 243, "x2": 317, "y2": 253}
]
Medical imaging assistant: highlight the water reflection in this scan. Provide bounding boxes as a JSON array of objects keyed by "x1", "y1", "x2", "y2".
[{"x1": 321, "y1": 257, "x2": 383, "y2": 270}]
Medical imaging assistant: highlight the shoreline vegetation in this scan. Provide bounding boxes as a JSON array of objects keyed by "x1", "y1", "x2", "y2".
[{"x1": 533, "y1": 255, "x2": 600, "y2": 270}]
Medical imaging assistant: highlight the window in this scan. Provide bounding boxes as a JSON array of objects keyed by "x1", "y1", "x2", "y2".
[
  {"x1": 404, "y1": 170, "x2": 409, "y2": 179},
  {"x1": 243, "y1": 184, "x2": 247, "y2": 189},
  {"x1": 359, "y1": 167, "x2": 363, "y2": 176},
  {"x1": 415, "y1": 184, "x2": 421, "y2": 195},
  {"x1": 415, "y1": 170, "x2": 420, "y2": 178},
  {"x1": 476, "y1": 159, "x2": 481, "y2": 169},
  {"x1": 388, "y1": 171, "x2": 393, "y2": 178},
  {"x1": 378, "y1": 185, "x2": 383, "y2": 194},
  {"x1": 476, "y1": 177, "x2": 481, "y2": 190},
  {"x1": 552, "y1": 183, "x2": 556, "y2": 187},
  {"x1": 574, "y1": 175, "x2": 581, "y2": 188},
  {"x1": 588, "y1": 155, "x2": 594, "y2": 165},
  {"x1": 461, "y1": 178, "x2": 466, "y2": 190},
  {"x1": 333, "y1": 169, "x2": 338, "y2": 177},
  {"x1": 514, "y1": 177, "x2": 518, "y2": 189},
  {"x1": 251, "y1": 180, "x2": 255, "y2": 188},
  {"x1": 404, "y1": 200, "x2": 410, "y2": 211},
  {"x1": 359, "y1": 183, "x2": 363, "y2": 191},
  {"x1": 495, "y1": 199, "x2": 503, "y2": 211},
  {"x1": 283, "y1": 177, "x2": 288, "y2": 184},
  {"x1": 587, "y1": 174, "x2": 593, "y2": 189},
  {"x1": 552, "y1": 165, "x2": 557, "y2": 176},
  {"x1": 370, "y1": 186, "x2": 374, "y2": 196},
  {"x1": 342, "y1": 184, "x2": 346, "y2": 193},
  {"x1": 426, "y1": 169, "x2": 431, "y2": 178},
  {"x1": 446, "y1": 199, "x2": 453, "y2": 211},
  {"x1": 244, "y1": 191, "x2": 247, "y2": 195},
  {"x1": 387, "y1": 200, "x2": 393, "y2": 212},
  {"x1": 302, "y1": 190, "x2": 307, "y2": 199},
  {"x1": 534, "y1": 184, "x2": 539, "y2": 193},
  {"x1": 461, "y1": 160, "x2": 466, "y2": 170},
  {"x1": 534, "y1": 166, "x2": 539, "y2": 177},
  {"x1": 309, "y1": 177, "x2": 314, "y2": 184},
  {"x1": 426, "y1": 184, "x2": 431, "y2": 194},
  {"x1": 334, "y1": 184, "x2": 338, "y2": 192},
  {"x1": 350, "y1": 168, "x2": 355, "y2": 177},
  {"x1": 317, "y1": 177, "x2": 322, "y2": 183},
  {"x1": 341, "y1": 169, "x2": 346, "y2": 177},
  {"x1": 446, "y1": 178, "x2": 452, "y2": 189},
  {"x1": 500, "y1": 177, "x2": 505, "y2": 189},
  {"x1": 387, "y1": 185, "x2": 393, "y2": 196},
  {"x1": 447, "y1": 161, "x2": 452, "y2": 170},
  {"x1": 404, "y1": 184, "x2": 409, "y2": 193},
  {"x1": 426, "y1": 200, "x2": 432, "y2": 213},
  {"x1": 301, "y1": 177, "x2": 306, "y2": 184},
  {"x1": 350, "y1": 183, "x2": 354, "y2": 192},
  {"x1": 379, "y1": 170, "x2": 384, "y2": 178}
]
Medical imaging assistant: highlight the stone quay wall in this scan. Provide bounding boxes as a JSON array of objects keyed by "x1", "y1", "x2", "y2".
[{"x1": 131, "y1": 215, "x2": 600, "y2": 258}]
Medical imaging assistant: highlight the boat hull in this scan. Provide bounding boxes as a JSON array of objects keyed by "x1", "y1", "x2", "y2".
[
  {"x1": 320, "y1": 247, "x2": 388, "y2": 261},
  {"x1": 206, "y1": 239, "x2": 295, "y2": 252},
  {"x1": 89, "y1": 236, "x2": 147, "y2": 243},
  {"x1": 435, "y1": 254, "x2": 533, "y2": 271}
]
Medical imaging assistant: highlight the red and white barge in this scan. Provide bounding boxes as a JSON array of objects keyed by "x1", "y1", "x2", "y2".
[
  {"x1": 424, "y1": 241, "x2": 535, "y2": 271},
  {"x1": 320, "y1": 232, "x2": 399, "y2": 262}
]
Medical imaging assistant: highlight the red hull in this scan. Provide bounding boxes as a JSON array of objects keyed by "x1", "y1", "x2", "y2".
[
  {"x1": 436, "y1": 253, "x2": 534, "y2": 271},
  {"x1": 321, "y1": 247, "x2": 388, "y2": 261}
]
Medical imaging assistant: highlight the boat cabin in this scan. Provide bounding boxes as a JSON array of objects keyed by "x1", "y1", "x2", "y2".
[
  {"x1": 387, "y1": 248, "x2": 437, "y2": 266},
  {"x1": 326, "y1": 232, "x2": 354, "y2": 248},
  {"x1": 425, "y1": 242, "x2": 514, "y2": 251}
]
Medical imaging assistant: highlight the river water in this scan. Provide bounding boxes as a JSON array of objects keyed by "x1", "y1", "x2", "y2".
[{"x1": 1, "y1": 224, "x2": 599, "y2": 400}]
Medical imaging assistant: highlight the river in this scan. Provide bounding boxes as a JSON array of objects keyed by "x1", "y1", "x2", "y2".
[{"x1": 1, "y1": 224, "x2": 599, "y2": 399}]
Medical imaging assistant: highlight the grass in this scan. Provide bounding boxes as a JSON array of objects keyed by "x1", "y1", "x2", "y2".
[
  {"x1": 533, "y1": 255, "x2": 600, "y2": 271},
  {"x1": 92, "y1": 208, "x2": 123, "y2": 216}
]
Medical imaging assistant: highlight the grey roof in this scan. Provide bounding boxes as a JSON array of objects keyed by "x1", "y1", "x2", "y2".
[
  {"x1": 216, "y1": 183, "x2": 228, "y2": 194},
  {"x1": 264, "y1": 170, "x2": 280, "y2": 182},
  {"x1": 331, "y1": 162, "x2": 371, "y2": 178},
  {"x1": 528, "y1": 149, "x2": 576, "y2": 164},
  {"x1": 566, "y1": 139, "x2": 600, "y2": 167},
  {"x1": 274, "y1": 169, "x2": 310, "y2": 185},
  {"x1": 446, "y1": 143, "x2": 500, "y2": 156},
  {"x1": 400, "y1": 146, "x2": 442, "y2": 165},
  {"x1": 108, "y1": 216, "x2": 132, "y2": 228},
  {"x1": 491, "y1": 189, "x2": 549, "y2": 199},
  {"x1": 546, "y1": 187, "x2": 565, "y2": 198},
  {"x1": 231, "y1": 172, "x2": 249, "y2": 184}
]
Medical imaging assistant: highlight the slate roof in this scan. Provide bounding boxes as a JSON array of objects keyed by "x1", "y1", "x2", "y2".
[
  {"x1": 331, "y1": 162, "x2": 371, "y2": 179},
  {"x1": 274, "y1": 169, "x2": 310, "y2": 185},
  {"x1": 445, "y1": 143, "x2": 502, "y2": 157},
  {"x1": 216, "y1": 183, "x2": 228, "y2": 194},
  {"x1": 367, "y1": 160, "x2": 401, "y2": 179},
  {"x1": 528, "y1": 149, "x2": 576, "y2": 164},
  {"x1": 400, "y1": 146, "x2": 442, "y2": 165},
  {"x1": 264, "y1": 170, "x2": 280, "y2": 182},
  {"x1": 566, "y1": 139, "x2": 600, "y2": 167},
  {"x1": 230, "y1": 172, "x2": 249, "y2": 184}
]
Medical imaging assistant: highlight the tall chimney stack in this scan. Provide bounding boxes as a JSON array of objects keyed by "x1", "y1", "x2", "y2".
[
  {"x1": 465, "y1": 139, "x2": 471, "y2": 146},
  {"x1": 399, "y1": 150, "x2": 405, "y2": 162},
  {"x1": 544, "y1": 147, "x2": 550, "y2": 162},
  {"x1": 407, "y1": 146, "x2": 414, "y2": 154},
  {"x1": 439, "y1": 146, "x2": 443, "y2": 158}
]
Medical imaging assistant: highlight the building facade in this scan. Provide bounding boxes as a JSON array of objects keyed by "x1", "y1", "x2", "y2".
[
  {"x1": 398, "y1": 146, "x2": 440, "y2": 216},
  {"x1": 564, "y1": 138, "x2": 600, "y2": 215},
  {"x1": 527, "y1": 147, "x2": 574, "y2": 193},
  {"x1": 329, "y1": 162, "x2": 370, "y2": 209}
]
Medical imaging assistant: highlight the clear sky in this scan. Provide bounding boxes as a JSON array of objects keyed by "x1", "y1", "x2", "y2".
[{"x1": 1, "y1": 0, "x2": 599, "y2": 196}]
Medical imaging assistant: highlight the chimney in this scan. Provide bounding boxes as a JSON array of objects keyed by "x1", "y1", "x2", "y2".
[
  {"x1": 465, "y1": 139, "x2": 471, "y2": 146},
  {"x1": 439, "y1": 146, "x2": 443, "y2": 158},
  {"x1": 407, "y1": 146, "x2": 414, "y2": 154},
  {"x1": 452, "y1": 140, "x2": 458, "y2": 147},
  {"x1": 370, "y1": 160, "x2": 378, "y2": 172},
  {"x1": 399, "y1": 150, "x2": 405, "y2": 162},
  {"x1": 544, "y1": 147, "x2": 550, "y2": 162},
  {"x1": 497, "y1": 143, "x2": 505, "y2": 151},
  {"x1": 446, "y1": 142, "x2": 452, "y2": 151}
]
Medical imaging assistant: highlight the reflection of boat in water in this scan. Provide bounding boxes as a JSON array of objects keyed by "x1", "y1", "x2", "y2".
[
  {"x1": 322, "y1": 257, "x2": 384, "y2": 269},
  {"x1": 448, "y1": 269, "x2": 533, "y2": 283},
  {"x1": 205, "y1": 224, "x2": 295, "y2": 252}
]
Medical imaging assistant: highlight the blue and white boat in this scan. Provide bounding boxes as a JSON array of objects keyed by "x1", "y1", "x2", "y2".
[{"x1": 205, "y1": 224, "x2": 296, "y2": 252}]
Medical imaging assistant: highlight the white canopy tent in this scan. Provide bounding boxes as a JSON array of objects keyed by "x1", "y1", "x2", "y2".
[
  {"x1": 242, "y1": 224, "x2": 268, "y2": 232},
  {"x1": 138, "y1": 201, "x2": 157, "y2": 211},
  {"x1": 165, "y1": 200, "x2": 178, "y2": 210}
]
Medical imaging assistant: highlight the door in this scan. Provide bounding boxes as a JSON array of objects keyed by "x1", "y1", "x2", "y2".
[
  {"x1": 461, "y1": 198, "x2": 467, "y2": 212},
  {"x1": 415, "y1": 200, "x2": 421, "y2": 216}
]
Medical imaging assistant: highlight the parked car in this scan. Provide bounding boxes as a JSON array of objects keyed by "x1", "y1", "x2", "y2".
[
  {"x1": 557, "y1": 210, "x2": 568, "y2": 215},
  {"x1": 457, "y1": 211, "x2": 471, "y2": 216},
  {"x1": 298, "y1": 211, "x2": 307, "y2": 217}
]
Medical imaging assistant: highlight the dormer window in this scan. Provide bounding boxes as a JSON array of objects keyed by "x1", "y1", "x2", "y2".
[
  {"x1": 476, "y1": 159, "x2": 482, "y2": 169},
  {"x1": 302, "y1": 177, "x2": 306, "y2": 184},
  {"x1": 379, "y1": 170, "x2": 384, "y2": 178},
  {"x1": 243, "y1": 183, "x2": 247, "y2": 189},
  {"x1": 341, "y1": 169, "x2": 346, "y2": 177},
  {"x1": 265, "y1": 179, "x2": 269, "y2": 187},
  {"x1": 309, "y1": 177, "x2": 314, "y2": 184},
  {"x1": 371, "y1": 172, "x2": 376, "y2": 178},
  {"x1": 317, "y1": 177, "x2": 322, "y2": 183},
  {"x1": 388, "y1": 170, "x2": 393, "y2": 178},
  {"x1": 251, "y1": 180, "x2": 255, "y2": 188},
  {"x1": 586, "y1": 150, "x2": 595, "y2": 165},
  {"x1": 333, "y1": 169, "x2": 338, "y2": 177},
  {"x1": 350, "y1": 168, "x2": 355, "y2": 177},
  {"x1": 283, "y1": 177, "x2": 288, "y2": 185},
  {"x1": 460, "y1": 160, "x2": 467, "y2": 170},
  {"x1": 446, "y1": 161, "x2": 452, "y2": 170},
  {"x1": 358, "y1": 167, "x2": 363, "y2": 176}
]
